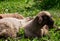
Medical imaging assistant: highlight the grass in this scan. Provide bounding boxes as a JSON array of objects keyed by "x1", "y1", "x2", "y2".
[
  {"x1": 0, "y1": 0, "x2": 39, "y2": 17},
  {"x1": 0, "y1": 0, "x2": 60, "y2": 41}
]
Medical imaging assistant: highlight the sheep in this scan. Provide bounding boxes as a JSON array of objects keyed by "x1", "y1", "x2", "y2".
[{"x1": 0, "y1": 11, "x2": 54, "y2": 38}]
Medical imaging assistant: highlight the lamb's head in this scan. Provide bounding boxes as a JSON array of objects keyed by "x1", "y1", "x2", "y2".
[{"x1": 34, "y1": 11, "x2": 54, "y2": 28}]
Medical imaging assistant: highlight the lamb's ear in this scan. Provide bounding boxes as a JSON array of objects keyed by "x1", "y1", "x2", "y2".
[
  {"x1": 0, "y1": 16, "x2": 3, "y2": 19},
  {"x1": 34, "y1": 16, "x2": 42, "y2": 24},
  {"x1": 34, "y1": 16, "x2": 39, "y2": 22},
  {"x1": 38, "y1": 16, "x2": 43, "y2": 24}
]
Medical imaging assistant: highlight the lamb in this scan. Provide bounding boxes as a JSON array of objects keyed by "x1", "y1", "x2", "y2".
[
  {"x1": 0, "y1": 11, "x2": 54, "y2": 38},
  {"x1": 24, "y1": 11, "x2": 54, "y2": 38}
]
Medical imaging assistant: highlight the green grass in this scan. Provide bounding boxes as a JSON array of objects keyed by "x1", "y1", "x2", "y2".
[
  {"x1": 0, "y1": 0, "x2": 40, "y2": 17},
  {"x1": 0, "y1": 0, "x2": 60, "y2": 41}
]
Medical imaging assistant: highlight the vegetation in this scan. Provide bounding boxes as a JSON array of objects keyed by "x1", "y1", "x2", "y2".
[{"x1": 0, "y1": 0, "x2": 60, "y2": 41}]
